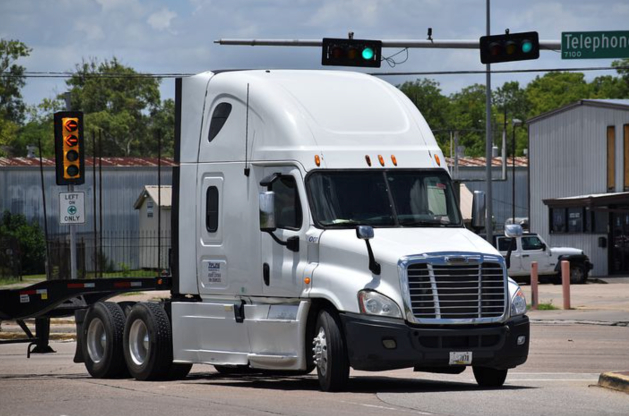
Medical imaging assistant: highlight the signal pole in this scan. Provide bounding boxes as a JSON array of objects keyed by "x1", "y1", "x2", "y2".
[{"x1": 64, "y1": 93, "x2": 78, "y2": 280}]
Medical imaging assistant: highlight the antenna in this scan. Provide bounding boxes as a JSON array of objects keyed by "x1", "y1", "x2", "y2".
[{"x1": 244, "y1": 83, "x2": 250, "y2": 177}]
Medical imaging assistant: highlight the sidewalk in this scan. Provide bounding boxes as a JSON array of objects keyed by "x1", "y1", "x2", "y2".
[{"x1": 525, "y1": 276, "x2": 629, "y2": 394}]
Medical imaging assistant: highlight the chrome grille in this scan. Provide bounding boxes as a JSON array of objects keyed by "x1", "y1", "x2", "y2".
[{"x1": 406, "y1": 261, "x2": 506, "y2": 321}]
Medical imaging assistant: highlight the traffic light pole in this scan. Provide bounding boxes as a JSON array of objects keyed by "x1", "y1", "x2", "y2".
[
  {"x1": 484, "y1": 0, "x2": 494, "y2": 244},
  {"x1": 69, "y1": 184, "x2": 77, "y2": 280}
]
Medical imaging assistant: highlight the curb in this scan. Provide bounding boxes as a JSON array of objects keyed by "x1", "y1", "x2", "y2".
[{"x1": 598, "y1": 371, "x2": 629, "y2": 394}]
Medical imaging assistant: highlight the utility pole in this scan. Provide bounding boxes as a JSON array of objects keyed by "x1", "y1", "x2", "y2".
[{"x1": 484, "y1": 0, "x2": 494, "y2": 244}]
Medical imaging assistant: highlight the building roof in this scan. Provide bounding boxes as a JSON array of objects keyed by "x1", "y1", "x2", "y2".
[
  {"x1": 543, "y1": 191, "x2": 629, "y2": 208},
  {"x1": 133, "y1": 185, "x2": 172, "y2": 209},
  {"x1": 528, "y1": 99, "x2": 629, "y2": 124},
  {"x1": 0, "y1": 157, "x2": 176, "y2": 168},
  {"x1": 446, "y1": 156, "x2": 528, "y2": 168}
]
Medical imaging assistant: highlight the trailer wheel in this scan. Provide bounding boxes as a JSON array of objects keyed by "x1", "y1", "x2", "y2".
[
  {"x1": 123, "y1": 302, "x2": 174, "y2": 381},
  {"x1": 82, "y1": 302, "x2": 128, "y2": 378},
  {"x1": 312, "y1": 309, "x2": 349, "y2": 392},
  {"x1": 473, "y1": 366, "x2": 508, "y2": 387}
]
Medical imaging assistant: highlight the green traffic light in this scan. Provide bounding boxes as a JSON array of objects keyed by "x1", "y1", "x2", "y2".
[
  {"x1": 362, "y1": 47, "x2": 375, "y2": 60},
  {"x1": 522, "y1": 40, "x2": 533, "y2": 53}
]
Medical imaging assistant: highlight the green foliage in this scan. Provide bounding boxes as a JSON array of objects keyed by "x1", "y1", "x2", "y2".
[
  {"x1": 64, "y1": 57, "x2": 163, "y2": 156},
  {"x1": 0, "y1": 39, "x2": 31, "y2": 124},
  {"x1": 0, "y1": 211, "x2": 46, "y2": 275},
  {"x1": 449, "y1": 84, "x2": 488, "y2": 156},
  {"x1": 525, "y1": 72, "x2": 592, "y2": 115}
]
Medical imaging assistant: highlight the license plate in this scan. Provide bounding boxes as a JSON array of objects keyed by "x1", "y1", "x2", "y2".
[{"x1": 449, "y1": 351, "x2": 472, "y2": 365}]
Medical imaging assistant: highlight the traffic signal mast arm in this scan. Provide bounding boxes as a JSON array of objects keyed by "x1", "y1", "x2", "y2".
[{"x1": 214, "y1": 38, "x2": 561, "y2": 50}]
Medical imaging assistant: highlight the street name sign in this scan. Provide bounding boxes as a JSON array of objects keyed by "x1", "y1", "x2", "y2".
[
  {"x1": 562, "y1": 31, "x2": 629, "y2": 59},
  {"x1": 59, "y1": 192, "x2": 85, "y2": 224}
]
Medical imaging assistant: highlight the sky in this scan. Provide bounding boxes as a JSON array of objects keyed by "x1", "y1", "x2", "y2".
[{"x1": 1, "y1": 0, "x2": 628, "y2": 109}]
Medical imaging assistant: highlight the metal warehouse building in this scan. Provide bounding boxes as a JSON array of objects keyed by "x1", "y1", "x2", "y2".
[{"x1": 528, "y1": 99, "x2": 629, "y2": 276}]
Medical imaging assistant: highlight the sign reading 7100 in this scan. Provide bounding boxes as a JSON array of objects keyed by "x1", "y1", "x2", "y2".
[
  {"x1": 59, "y1": 192, "x2": 85, "y2": 224},
  {"x1": 562, "y1": 31, "x2": 629, "y2": 59}
]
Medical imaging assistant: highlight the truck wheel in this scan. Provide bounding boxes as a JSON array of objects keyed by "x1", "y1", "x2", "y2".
[
  {"x1": 123, "y1": 302, "x2": 174, "y2": 381},
  {"x1": 312, "y1": 309, "x2": 349, "y2": 392},
  {"x1": 473, "y1": 366, "x2": 508, "y2": 387},
  {"x1": 570, "y1": 265, "x2": 587, "y2": 284},
  {"x1": 83, "y1": 302, "x2": 128, "y2": 378}
]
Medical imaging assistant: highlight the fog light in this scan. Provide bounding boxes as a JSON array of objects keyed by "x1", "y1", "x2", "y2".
[
  {"x1": 517, "y1": 335, "x2": 526, "y2": 346},
  {"x1": 382, "y1": 339, "x2": 397, "y2": 349}
]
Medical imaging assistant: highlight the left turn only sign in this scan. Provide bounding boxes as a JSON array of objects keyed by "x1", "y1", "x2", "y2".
[{"x1": 59, "y1": 192, "x2": 85, "y2": 224}]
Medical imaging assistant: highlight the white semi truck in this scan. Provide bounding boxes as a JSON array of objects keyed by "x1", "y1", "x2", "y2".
[{"x1": 0, "y1": 70, "x2": 530, "y2": 392}]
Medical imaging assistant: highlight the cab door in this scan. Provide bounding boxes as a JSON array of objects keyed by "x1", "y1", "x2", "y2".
[
  {"x1": 519, "y1": 234, "x2": 550, "y2": 274},
  {"x1": 259, "y1": 166, "x2": 309, "y2": 297},
  {"x1": 497, "y1": 236, "x2": 524, "y2": 276}
]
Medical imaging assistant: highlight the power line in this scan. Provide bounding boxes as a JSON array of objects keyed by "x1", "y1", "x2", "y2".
[{"x1": 0, "y1": 65, "x2": 627, "y2": 79}]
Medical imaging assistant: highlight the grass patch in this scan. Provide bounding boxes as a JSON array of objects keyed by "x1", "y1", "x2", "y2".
[{"x1": 529, "y1": 301, "x2": 559, "y2": 310}]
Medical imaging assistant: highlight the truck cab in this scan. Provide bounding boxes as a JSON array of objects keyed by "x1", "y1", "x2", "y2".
[
  {"x1": 132, "y1": 69, "x2": 530, "y2": 391},
  {"x1": 495, "y1": 233, "x2": 593, "y2": 284}
]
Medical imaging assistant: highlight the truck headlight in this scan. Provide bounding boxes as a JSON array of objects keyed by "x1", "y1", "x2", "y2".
[
  {"x1": 358, "y1": 290, "x2": 402, "y2": 318},
  {"x1": 510, "y1": 287, "x2": 527, "y2": 316}
]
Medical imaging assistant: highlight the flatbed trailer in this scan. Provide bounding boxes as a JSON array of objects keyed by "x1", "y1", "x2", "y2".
[{"x1": 0, "y1": 277, "x2": 170, "y2": 356}]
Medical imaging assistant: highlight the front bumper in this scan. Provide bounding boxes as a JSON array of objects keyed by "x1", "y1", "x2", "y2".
[{"x1": 340, "y1": 313, "x2": 529, "y2": 371}]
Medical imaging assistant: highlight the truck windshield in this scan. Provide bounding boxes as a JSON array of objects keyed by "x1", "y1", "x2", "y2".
[{"x1": 306, "y1": 170, "x2": 462, "y2": 228}]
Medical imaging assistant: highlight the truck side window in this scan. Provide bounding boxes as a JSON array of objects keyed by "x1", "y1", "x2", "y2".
[
  {"x1": 522, "y1": 236, "x2": 543, "y2": 251},
  {"x1": 206, "y1": 186, "x2": 219, "y2": 232},
  {"x1": 497, "y1": 237, "x2": 513, "y2": 251},
  {"x1": 272, "y1": 176, "x2": 302, "y2": 230},
  {"x1": 208, "y1": 103, "x2": 232, "y2": 142}
]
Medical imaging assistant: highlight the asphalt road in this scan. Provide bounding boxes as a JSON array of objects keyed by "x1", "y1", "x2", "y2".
[{"x1": 1, "y1": 322, "x2": 628, "y2": 416}]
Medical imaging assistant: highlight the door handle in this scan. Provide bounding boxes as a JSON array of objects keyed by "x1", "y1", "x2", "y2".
[
  {"x1": 522, "y1": 254, "x2": 529, "y2": 258},
  {"x1": 263, "y1": 263, "x2": 270, "y2": 286}
]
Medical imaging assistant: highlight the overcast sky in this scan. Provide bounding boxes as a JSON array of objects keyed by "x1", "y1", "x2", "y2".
[{"x1": 1, "y1": 0, "x2": 628, "y2": 108}]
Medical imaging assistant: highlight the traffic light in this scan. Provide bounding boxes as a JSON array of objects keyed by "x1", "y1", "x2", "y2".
[
  {"x1": 322, "y1": 38, "x2": 382, "y2": 68},
  {"x1": 54, "y1": 111, "x2": 85, "y2": 186},
  {"x1": 479, "y1": 31, "x2": 539, "y2": 64}
]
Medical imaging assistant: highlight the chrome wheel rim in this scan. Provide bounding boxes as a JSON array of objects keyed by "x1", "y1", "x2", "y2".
[
  {"x1": 129, "y1": 319, "x2": 149, "y2": 366},
  {"x1": 86, "y1": 318, "x2": 106, "y2": 364},
  {"x1": 312, "y1": 327, "x2": 328, "y2": 376}
]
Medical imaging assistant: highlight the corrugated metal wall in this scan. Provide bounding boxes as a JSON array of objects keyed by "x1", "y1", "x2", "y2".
[
  {"x1": 458, "y1": 167, "x2": 529, "y2": 231},
  {"x1": 0, "y1": 166, "x2": 172, "y2": 236},
  {"x1": 529, "y1": 104, "x2": 629, "y2": 276}
]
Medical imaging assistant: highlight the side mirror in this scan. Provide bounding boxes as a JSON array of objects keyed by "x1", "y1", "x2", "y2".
[
  {"x1": 541, "y1": 242, "x2": 547, "y2": 252},
  {"x1": 356, "y1": 225, "x2": 374, "y2": 240},
  {"x1": 259, "y1": 191, "x2": 276, "y2": 232},
  {"x1": 471, "y1": 191, "x2": 486, "y2": 230},
  {"x1": 504, "y1": 224, "x2": 523, "y2": 238}
]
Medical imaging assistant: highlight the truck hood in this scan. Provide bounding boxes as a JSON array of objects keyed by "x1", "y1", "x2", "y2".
[
  {"x1": 319, "y1": 227, "x2": 500, "y2": 266},
  {"x1": 550, "y1": 247, "x2": 585, "y2": 257}
]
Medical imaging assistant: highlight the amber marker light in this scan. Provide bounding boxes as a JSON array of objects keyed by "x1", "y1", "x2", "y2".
[
  {"x1": 315, "y1": 154, "x2": 321, "y2": 167},
  {"x1": 365, "y1": 155, "x2": 372, "y2": 166},
  {"x1": 304, "y1": 277, "x2": 311, "y2": 285},
  {"x1": 435, "y1": 154, "x2": 441, "y2": 166},
  {"x1": 391, "y1": 155, "x2": 398, "y2": 166},
  {"x1": 378, "y1": 155, "x2": 385, "y2": 166}
]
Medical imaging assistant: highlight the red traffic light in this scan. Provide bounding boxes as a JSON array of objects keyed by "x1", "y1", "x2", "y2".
[
  {"x1": 64, "y1": 119, "x2": 78, "y2": 132},
  {"x1": 65, "y1": 134, "x2": 79, "y2": 147}
]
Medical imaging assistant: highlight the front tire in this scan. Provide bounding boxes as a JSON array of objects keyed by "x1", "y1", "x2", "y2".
[
  {"x1": 123, "y1": 302, "x2": 175, "y2": 381},
  {"x1": 473, "y1": 366, "x2": 508, "y2": 387},
  {"x1": 570, "y1": 265, "x2": 587, "y2": 284},
  {"x1": 312, "y1": 309, "x2": 349, "y2": 392},
  {"x1": 82, "y1": 302, "x2": 128, "y2": 378}
]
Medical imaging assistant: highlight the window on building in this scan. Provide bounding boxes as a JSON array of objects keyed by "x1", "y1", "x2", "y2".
[
  {"x1": 272, "y1": 176, "x2": 303, "y2": 230},
  {"x1": 206, "y1": 186, "x2": 219, "y2": 232},
  {"x1": 147, "y1": 201, "x2": 154, "y2": 218},
  {"x1": 208, "y1": 103, "x2": 232, "y2": 142},
  {"x1": 608, "y1": 125, "x2": 616, "y2": 192},
  {"x1": 624, "y1": 124, "x2": 629, "y2": 191},
  {"x1": 550, "y1": 208, "x2": 566, "y2": 233},
  {"x1": 567, "y1": 207, "x2": 584, "y2": 233}
]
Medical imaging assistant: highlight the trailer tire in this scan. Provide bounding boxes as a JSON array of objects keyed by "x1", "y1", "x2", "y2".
[
  {"x1": 82, "y1": 302, "x2": 128, "y2": 378},
  {"x1": 312, "y1": 309, "x2": 349, "y2": 392},
  {"x1": 123, "y1": 302, "x2": 173, "y2": 381},
  {"x1": 473, "y1": 366, "x2": 508, "y2": 387}
]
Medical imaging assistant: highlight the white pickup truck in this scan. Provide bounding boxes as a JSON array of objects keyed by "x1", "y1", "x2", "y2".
[{"x1": 495, "y1": 233, "x2": 593, "y2": 284}]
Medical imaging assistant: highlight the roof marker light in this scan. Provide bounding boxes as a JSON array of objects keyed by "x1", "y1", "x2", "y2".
[
  {"x1": 435, "y1": 154, "x2": 441, "y2": 166},
  {"x1": 315, "y1": 154, "x2": 321, "y2": 167},
  {"x1": 378, "y1": 155, "x2": 385, "y2": 166},
  {"x1": 365, "y1": 155, "x2": 372, "y2": 166},
  {"x1": 391, "y1": 155, "x2": 398, "y2": 166}
]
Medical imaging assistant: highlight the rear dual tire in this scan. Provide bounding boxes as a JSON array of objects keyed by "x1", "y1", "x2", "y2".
[{"x1": 83, "y1": 302, "x2": 128, "y2": 378}]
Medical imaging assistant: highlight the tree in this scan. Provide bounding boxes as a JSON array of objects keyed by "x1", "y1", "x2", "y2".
[
  {"x1": 589, "y1": 75, "x2": 628, "y2": 99},
  {"x1": 0, "y1": 39, "x2": 31, "y2": 153},
  {"x1": 449, "y1": 84, "x2": 488, "y2": 157},
  {"x1": 493, "y1": 81, "x2": 530, "y2": 156},
  {"x1": 525, "y1": 72, "x2": 593, "y2": 116},
  {"x1": 65, "y1": 58, "x2": 162, "y2": 156},
  {"x1": 0, "y1": 210, "x2": 46, "y2": 276}
]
